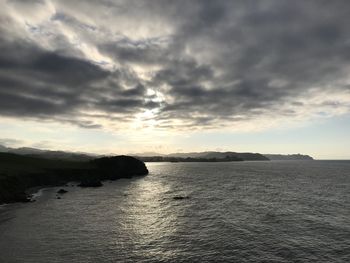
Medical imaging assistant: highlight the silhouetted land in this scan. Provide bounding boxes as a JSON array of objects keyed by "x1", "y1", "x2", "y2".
[
  {"x1": 263, "y1": 154, "x2": 314, "y2": 160},
  {"x1": 136, "y1": 151, "x2": 314, "y2": 162},
  {"x1": 0, "y1": 145, "x2": 93, "y2": 161},
  {"x1": 137, "y1": 152, "x2": 269, "y2": 162},
  {"x1": 0, "y1": 145, "x2": 313, "y2": 162},
  {"x1": 0, "y1": 153, "x2": 148, "y2": 204}
]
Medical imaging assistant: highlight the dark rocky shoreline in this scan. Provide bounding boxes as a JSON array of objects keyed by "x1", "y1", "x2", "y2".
[{"x1": 0, "y1": 153, "x2": 148, "y2": 204}]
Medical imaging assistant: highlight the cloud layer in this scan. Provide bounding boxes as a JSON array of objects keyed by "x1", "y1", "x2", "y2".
[{"x1": 1, "y1": 0, "x2": 350, "y2": 131}]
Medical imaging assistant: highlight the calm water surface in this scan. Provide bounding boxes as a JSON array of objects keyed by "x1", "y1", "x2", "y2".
[{"x1": 0, "y1": 161, "x2": 349, "y2": 262}]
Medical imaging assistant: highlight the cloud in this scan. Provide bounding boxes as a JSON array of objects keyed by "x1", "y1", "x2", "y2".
[
  {"x1": 0, "y1": 0, "x2": 350, "y2": 132},
  {"x1": 0, "y1": 18, "x2": 158, "y2": 129}
]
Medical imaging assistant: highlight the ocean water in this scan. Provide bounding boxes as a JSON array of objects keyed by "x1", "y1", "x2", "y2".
[{"x1": 0, "y1": 161, "x2": 349, "y2": 263}]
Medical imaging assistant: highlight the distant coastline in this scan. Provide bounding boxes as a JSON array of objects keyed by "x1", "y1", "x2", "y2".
[
  {"x1": 0, "y1": 145, "x2": 314, "y2": 162},
  {"x1": 263, "y1": 154, "x2": 314, "y2": 161},
  {"x1": 134, "y1": 152, "x2": 313, "y2": 162}
]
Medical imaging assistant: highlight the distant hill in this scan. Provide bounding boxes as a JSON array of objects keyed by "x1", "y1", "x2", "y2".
[
  {"x1": 135, "y1": 151, "x2": 269, "y2": 162},
  {"x1": 135, "y1": 151, "x2": 314, "y2": 162},
  {"x1": 0, "y1": 145, "x2": 94, "y2": 162},
  {"x1": 263, "y1": 154, "x2": 314, "y2": 160},
  {"x1": 0, "y1": 145, "x2": 8, "y2": 152},
  {"x1": 166, "y1": 151, "x2": 269, "y2": 161},
  {"x1": 0, "y1": 145, "x2": 314, "y2": 162}
]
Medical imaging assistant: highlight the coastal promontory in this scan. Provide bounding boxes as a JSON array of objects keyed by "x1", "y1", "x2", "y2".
[{"x1": 0, "y1": 153, "x2": 148, "y2": 204}]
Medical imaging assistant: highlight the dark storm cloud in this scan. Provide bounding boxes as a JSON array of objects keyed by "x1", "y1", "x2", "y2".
[
  {"x1": 100, "y1": 38, "x2": 170, "y2": 66},
  {"x1": 143, "y1": 0, "x2": 350, "y2": 127},
  {"x1": 0, "y1": 28, "x2": 154, "y2": 127},
  {"x1": 1, "y1": 0, "x2": 350, "y2": 129}
]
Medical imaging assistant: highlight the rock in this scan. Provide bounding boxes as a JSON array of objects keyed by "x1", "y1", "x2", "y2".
[
  {"x1": 57, "y1": 189, "x2": 68, "y2": 194},
  {"x1": 173, "y1": 196, "x2": 190, "y2": 200},
  {"x1": 78, "y1": 179, "x2": 103, "y2": 187},
  {"x1": 56, "y1": 196, "x2": 61, "y2": 199},
  {"x1": 91, "y1": 155, "x2": 148, "y2": 180},
  {"x1": 11, "y1": 192, "x2": 31, "y2": 203}
]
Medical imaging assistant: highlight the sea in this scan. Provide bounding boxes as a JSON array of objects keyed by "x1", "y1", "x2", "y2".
[{"x1": 0, "y1": 161, "x2": 349, "y2": 263}]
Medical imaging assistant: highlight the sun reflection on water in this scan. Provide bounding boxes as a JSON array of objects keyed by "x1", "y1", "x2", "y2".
[{"x1": 115, "y1": 175, "x2": 185, "y2": 259}]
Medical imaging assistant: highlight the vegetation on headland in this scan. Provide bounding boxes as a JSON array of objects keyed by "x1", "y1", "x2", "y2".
[{"x1": 0, "y1": 153, "x2": 148, "y2": 204}]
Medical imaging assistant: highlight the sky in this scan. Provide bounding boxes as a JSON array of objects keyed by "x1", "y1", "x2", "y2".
[{"x1": 0, "y1": 0, "x2": 350, "y2": 159}]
